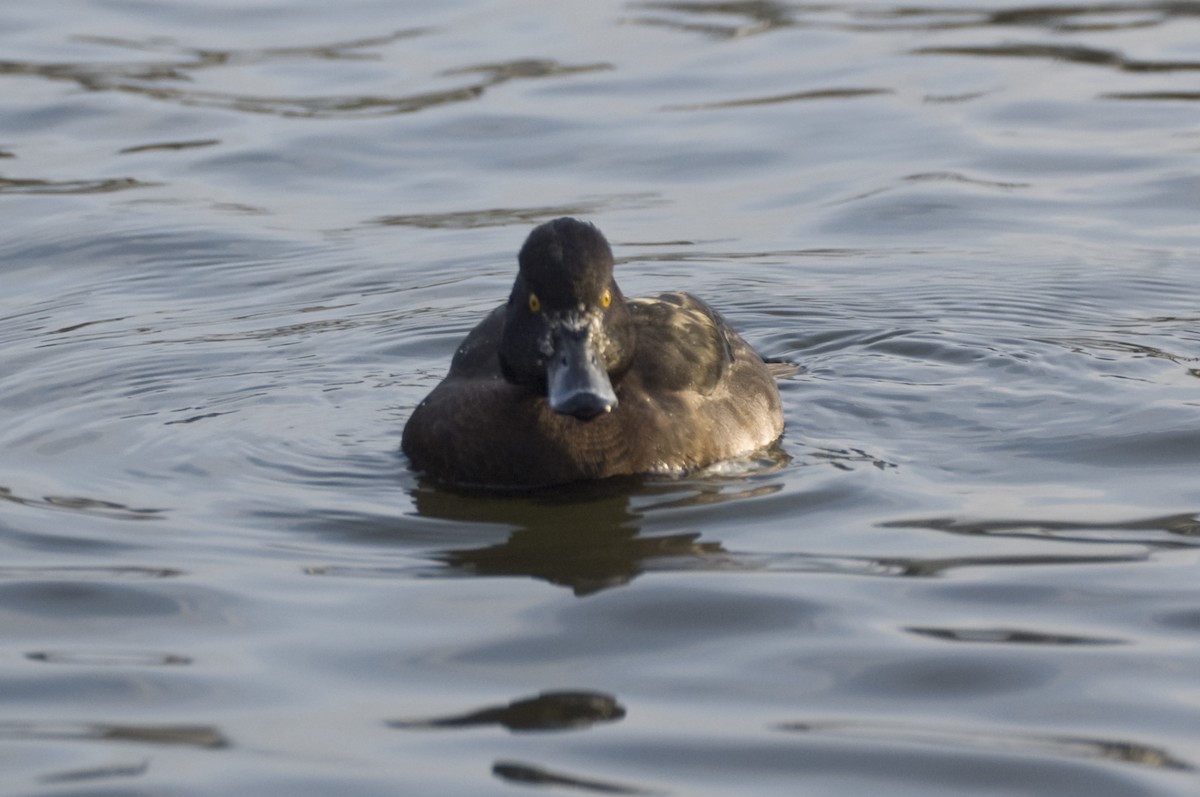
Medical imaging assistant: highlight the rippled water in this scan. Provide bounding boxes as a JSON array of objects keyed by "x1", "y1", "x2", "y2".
[{"x1": 3, "y1": 0, "x2": 1200, "y2": 794}]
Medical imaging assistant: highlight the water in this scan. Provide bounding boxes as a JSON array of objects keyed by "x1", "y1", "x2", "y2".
[{"x1": 3, "y1": 0, "x2": 1200, "y2": 794}]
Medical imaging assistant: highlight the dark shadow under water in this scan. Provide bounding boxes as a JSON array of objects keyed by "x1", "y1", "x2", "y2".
[{"x1": 412, "y1": 476, "x2": 727, "y2": 596}]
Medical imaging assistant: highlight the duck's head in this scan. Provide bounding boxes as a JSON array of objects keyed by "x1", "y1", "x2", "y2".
[{"x1": 500, "y1": 218, "x2": 635, "y2": 421}]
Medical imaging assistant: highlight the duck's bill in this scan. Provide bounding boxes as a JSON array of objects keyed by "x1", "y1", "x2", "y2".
[{"x1": 547, "y1": 331, "x2": 618, "y2": 421}]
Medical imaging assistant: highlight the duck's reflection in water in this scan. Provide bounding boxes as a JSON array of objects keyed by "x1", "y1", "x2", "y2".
[{"x1": 413, "y1": 479, "x2": 727, "y2": 595}]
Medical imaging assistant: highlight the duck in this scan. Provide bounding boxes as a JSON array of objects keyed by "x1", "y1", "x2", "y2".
[{"x1": 402, "y1": 217, "x2": 783, "y2": 488}]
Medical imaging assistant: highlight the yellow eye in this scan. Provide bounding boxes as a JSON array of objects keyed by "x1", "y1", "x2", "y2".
[
  {"x1": 528, "y1": 293, "x2": 541, "y2": 313},
  {"x1": 600, "y1": 289, "x2": 612, "y2": 308}
]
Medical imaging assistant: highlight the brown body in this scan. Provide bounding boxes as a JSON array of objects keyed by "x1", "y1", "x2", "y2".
[{"x1": 402, "y1": 220, "x2": 784, "y2": 488}]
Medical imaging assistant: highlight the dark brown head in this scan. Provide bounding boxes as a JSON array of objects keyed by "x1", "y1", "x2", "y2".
[{"x1": 499, "y1": 218, "x2": 635, "y2": 420}]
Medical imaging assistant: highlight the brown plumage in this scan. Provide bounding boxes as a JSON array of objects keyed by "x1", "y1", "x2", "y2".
[{"x1": 402, "y1": 218, "x2": 783, "y2": 488}]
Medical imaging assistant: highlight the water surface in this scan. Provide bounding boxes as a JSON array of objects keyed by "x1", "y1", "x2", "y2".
[{"x1": 3, "y1": 1, "x2": 1200, "y2": 794}]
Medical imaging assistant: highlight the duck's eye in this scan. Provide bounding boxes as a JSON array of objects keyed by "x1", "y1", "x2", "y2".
[
  {"x1": 528, "y1": 293, "x2": 541, "y2": 313},
  {"x1": 600, "y1": 289, "x2": 612, "y2": 309}
]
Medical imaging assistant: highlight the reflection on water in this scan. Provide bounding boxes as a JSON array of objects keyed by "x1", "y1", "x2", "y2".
[
  {"x1": 390, "y1": 690, "x2": 625, "y2": 733},
  {"x1": 118, "y1": 139, "x2": 220, "y2": 155},
  {"x1": 905, "y1": 626, "x2": 1124, "y2": 646},
  {"x1": 626, "y1": 1, "x2": 795, "y2": 39},
  {"x1": 1106, "y1": 90, "x2": 1200, "y2": 101},
  {"x1": 776, "y1": 720, "x2": 1193, "y2": 773},
  {"x1": 26, "y1": 649, "x2": 193, "y2": 666},
  {"x1": 662, "y1": 87, "x2": 890, "y2": 112},
  {"x1": 0, "y1": 721, "x2": 227, "y2": 749},
  {"x1": 0, "y1": 36, "x2": 611, "y2": 119},
  {"x1": 0, "y1": 176, "x2": 154, "y2": 195},
  {"x1": 630, "y1": 0, "x2": 1200, "y2": 36},
  {"x1": 493, "y1": 760, "x2": 655, "y2": 795},
  {"x1": 0, "y1": 486, "x2": 163, "y2": 521},
  {"x1": 0, "y1": 566, "x2": 181, "y2": 580},
  {"x1": 373, "y1": 193, "x2": 664, "y2": 230},
  {"x1": 414, "y1": 481, "x2": 723, "y2": 595},
  {"x1": 41, "y1": 759, "x2": 150, "y2": 785},
  {"x1": 442, "y1": 528, "x2": 722, "y2": 596},
  {"x1": 411, "y1": 462, "x2": 796, "y2": 593},
  {"x1": 915, "y1": 42, "x2": 1200, "y2": 73},
  {"x1": 746, "y1": 550, "x2": 1147, "y2": 578},
  {"x1": 886, "y1": 513, "x2": 1200, "y2": 548}
]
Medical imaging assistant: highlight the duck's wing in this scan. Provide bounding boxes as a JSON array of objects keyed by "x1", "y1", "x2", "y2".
[{"x1": 627, "y1": 292, "x2": 733, "y2": 395}]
